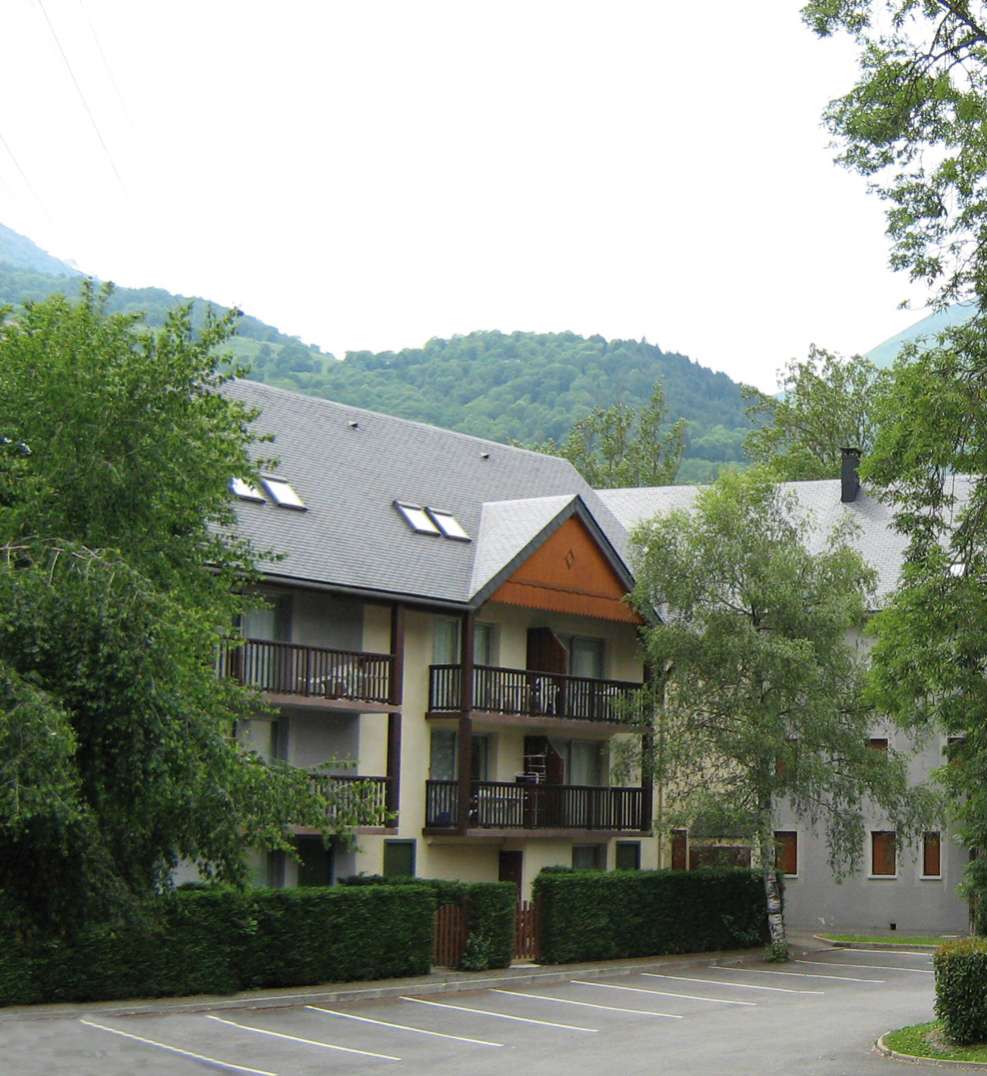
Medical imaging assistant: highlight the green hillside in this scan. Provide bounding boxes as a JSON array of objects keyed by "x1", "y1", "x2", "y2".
[
  {"x1": 0, "y1": 224, "x2": 749, "y2": 482},
  {"x1": 866, "y1": 304, "x2": 975, "y2": 367}
]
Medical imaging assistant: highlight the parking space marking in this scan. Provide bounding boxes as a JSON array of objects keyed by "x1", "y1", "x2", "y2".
[
  {"x1": 306, "y1": 1005, "x2": 503, "y2": 1047},
  {"x1": 400, "y1": 995, "x2": 597, "y2": 1032},
  {"x1": 796, "y1": 959, "x2": 933, "y2": 975},
  {"x1": 711, "y1": 965, "x2": 884, "y2": 984},
  {"x1": 205, "y1": 1014, "x2": 401, "y2": 1061},
  {"x1": 642, "y1": 972, "x2": 823, "y2": 995},
  {"x1": 492, "y1": 988, "x2": 683, "y2": 1019},
  {"x1": 80, "y1": 1019, "x2": 278, "y2": 1076},
  {"x1": 570, "y1": 980, "x2": 756, "y2": 1006}
]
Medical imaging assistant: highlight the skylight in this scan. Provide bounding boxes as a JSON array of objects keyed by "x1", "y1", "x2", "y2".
[
  {"x1": 395, "y1": 501, "x2": 440, "y2": 535},
  {"x1": 229, "y1": 477, "x2": 265, "y2": 503},
  {"x1": 428, "y1": 508, "x2": 471, "y2": 541},
  {"x1": 262, "y1": 476, "x2": 306, "y2": 510}
]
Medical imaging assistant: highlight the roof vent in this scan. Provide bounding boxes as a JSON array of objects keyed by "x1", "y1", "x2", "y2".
[
  {"x1": 480, "y1": 451, "x2": 490, "y2": 460},
  {"x1": 840, "y1": 448, "x2": 861, "y2": 503},
  {"x1": 347, "y1": 420, "x2": 359, "y2": 429}
]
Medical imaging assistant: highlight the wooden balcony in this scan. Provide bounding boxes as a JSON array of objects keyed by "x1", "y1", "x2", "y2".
[
  {"x1": 309, "y1": 773, "x2": 392, "y2": 828},
  {"x1": 219, "y1": 639, "x2": 395, "y2": 709},
  {"x1": 425, "y1": 779, "x2": 647, "y2": 833},
  {"x1": 428, "y1": 663, "x2": 645, "y2": 725}
]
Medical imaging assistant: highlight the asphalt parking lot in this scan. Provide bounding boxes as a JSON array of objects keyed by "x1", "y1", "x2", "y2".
[{"x1": 0, "y1": 948, "x2": 948, "y2": 1075}]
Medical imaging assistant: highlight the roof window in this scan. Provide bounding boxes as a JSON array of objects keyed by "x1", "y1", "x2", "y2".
[
  {"x1": 230, "y1": 477, "x2": 265, "y2": 503},
  {"x1": 395, "y1": 501, "x2": 440, "y2": 535},
  {"x1": 427, "y1": 508, "x2": 471, "y2": 541},
  {"x1": 261, "y1": 475, "x2": 306, "y2": 510}
]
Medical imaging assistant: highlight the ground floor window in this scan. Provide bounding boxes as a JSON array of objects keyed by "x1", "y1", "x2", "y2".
[
  {"x1": 267, "y1": 850, "x2": 286, "y2": 888},
  {"x1": 296, "y1": 835, "x2": 334, "y2": 887},
  {"x1": 383, "y1": 839, "x2": 416, "y2": 878},
  {"x1": 616, "y1": 841, "x2": 641, "y2": 870},
  {"x1": 871, "y1": 831, "x2": 897, "y2": 877},
  {"x1": 572, "y1": 844, "x2": 606, "y2": 870},
  {"x1": 774, "y1": 831, "x2": 798, "y2": 877},
  {"x1": 922, "y1": 832, "x2": 942, "y2": 878}
]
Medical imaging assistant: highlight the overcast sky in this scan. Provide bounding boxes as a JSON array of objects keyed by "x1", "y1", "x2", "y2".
[{"x1": 1, "y1": 0, "x2": 929, "y2": 391}]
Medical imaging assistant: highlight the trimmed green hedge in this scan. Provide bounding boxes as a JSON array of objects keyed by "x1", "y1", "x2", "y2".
[
  {"x1": 340, "y1": 875, "x2": 515, "y2": 970},
  {"x1": 533, "y1": 867, "x2": 771, "y2": 964},
  {"x1": 0, "y1": 884, "x2": 435, "y2": 1006},
  {"x1": 935, "y1": 938, "x2": 987, "y2": 1045}
]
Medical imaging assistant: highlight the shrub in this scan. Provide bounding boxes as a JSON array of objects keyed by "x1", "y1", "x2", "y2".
[
  {"x1": 533, "y1": 867, "x2": 771, "y2": 964},
  {"x1": 0, "y1": 883, "x2": 435, "y2": 1006},
  {"x1": 935, "y1": 938, "x2": 987, "y2": 1045},
  {"x1": 339, "y1": 875, "x2": 515, "y2": 970}
]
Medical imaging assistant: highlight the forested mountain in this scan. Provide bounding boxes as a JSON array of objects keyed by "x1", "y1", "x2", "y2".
[
  {"x1": 0, "y1": 224, "x2": 748, "y2": 482},
  {"x1": 866, "y1": 304, "x2": 974, "y2": 367}
]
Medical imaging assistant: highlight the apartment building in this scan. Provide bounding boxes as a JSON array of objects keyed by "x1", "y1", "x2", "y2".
[
  {"x1": 598, "y1": 459, "x2": 972, "y2": 933},
  {"x1": 220, "y1": 379, "x2": 656, "y2": 898}
]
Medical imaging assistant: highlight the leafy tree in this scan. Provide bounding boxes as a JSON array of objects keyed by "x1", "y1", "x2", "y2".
[
  {"x1": 863, "y1": 313, "x2": 987, "y2": 898},
  {"x1": 628, "y1": 469, "x2": 937, "y2": 950},
  {"x1": 803, "y1": 0, "x2": 987, "y2": 307},
  {"x1": 743, "y1": 346, "x2": 883, "y2": 480},
  {"x1": 531, "y1": 382, "x2": 686, "y2": 488},
  {"x1": 0, "y1": 285, "x2": 362, "y2": 936}
]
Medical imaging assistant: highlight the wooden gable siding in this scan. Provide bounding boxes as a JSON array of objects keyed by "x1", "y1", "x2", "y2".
[{"x1": 490, "y1": 516, "x2": 641, "y2": 624}]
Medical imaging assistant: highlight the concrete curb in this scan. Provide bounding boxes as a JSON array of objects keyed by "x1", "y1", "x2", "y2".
[
  {"x1": 814, "y1": 935, "x2": 942, "y2": 952},
  {"x1": 0, "y1": 945, "x2": 783, "y2": 1023},
  {"x1": 876, "y1": 1032, "x2": 987, "y2": 1069}
]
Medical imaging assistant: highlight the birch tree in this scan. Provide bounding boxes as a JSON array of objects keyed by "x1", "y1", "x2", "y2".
[{"x1": 630, "y1": 469, "x2": 938, "y2": 953}]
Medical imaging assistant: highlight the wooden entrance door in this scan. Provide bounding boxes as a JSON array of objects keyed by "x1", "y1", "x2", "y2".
[{"x1": 499, "y1": 850, "x2": 523, "y2": 900}]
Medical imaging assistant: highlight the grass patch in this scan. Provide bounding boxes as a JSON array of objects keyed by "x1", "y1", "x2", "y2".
[
  {"x1": 885, "y1": 1021, "x2": 987, "y2": 1063},
  {"x1": 821, "y1": 932, "x2": 962, "y2": 947}
]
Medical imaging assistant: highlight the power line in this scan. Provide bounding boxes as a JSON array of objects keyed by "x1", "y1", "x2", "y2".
[
  {"x1": 35, "y1": 0, "x2": 125, "y2": 190},
  {"x1": 0, "y1": 128, "x2": 54, "y2": 224},
  {"x1": 77, "y1": 0, "x2": 133, "y2": 129}
]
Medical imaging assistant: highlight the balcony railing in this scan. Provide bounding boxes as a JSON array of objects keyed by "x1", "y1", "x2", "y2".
[
  {"x1": 219, "y1": 639, "x2": 393, "y2": 705},
  {"x1": 428, "y1": 664, "x2": 644, "y2": 724},
  {"x1": 310, "y1": 773, "x2": 391, "y2": 827},
  {"x1": 425, "y1": 779, "x2": 646, "y2": 831}
]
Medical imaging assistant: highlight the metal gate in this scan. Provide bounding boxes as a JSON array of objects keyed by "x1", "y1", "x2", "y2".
[
  {"x1": 433, "y1": 903, "x2": 467, "y2": 968},
  {"x1": 515, "y1": 899, "x2": 540, "y2": 960}
]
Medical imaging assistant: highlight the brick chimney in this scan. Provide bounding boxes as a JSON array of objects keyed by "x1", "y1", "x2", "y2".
[{"x1": 841, "y1": 447, "x2": 861, "y2": 503}]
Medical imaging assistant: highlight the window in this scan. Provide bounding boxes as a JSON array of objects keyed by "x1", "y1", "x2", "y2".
[
  {"x1": 616, "y1": 842, "x2": 641, "y2": 870},
  {"x1": 563, "y1": 636, "x2": 605, "y2": 679},
  {"x1": 432, "y1": 617, "x2": 494, "y2": 665},
  {"x1": 427, "y1": 508, "x2": 471, "y2": 541},
  {"x1": 946, "y1": 736, "x2": 967, "y2": 764},
  {"x1": 923, "y1": 832, "x2": 942, "y2": 878},
  {"x1": 428, "y1": 730, "x2": 491, "y2": 781},
  {"x1": 567, "y1": 740, "x2": 603, "y2": 787},
  {"x1": 774, "y1": 831, "x2": 798, "y2": 876},
  {"x1": 267, "y1": 850, "x2": 286, "y2": 888},
  {"x1": 572, "y1": 844, "x2": 606, "y2": 870},
  {"x1": 871, "y1": 831, "x2": 897, "y2": 877},
  {"x1": 395, "y1": 501, "x2": 440, "y2": 535},
  {"x1": 229, "y1": 477, "x2": 265, "y2": 502},
  {"x1": 296, "y1": 836, "x2": 334, "y2": 886},
  {"x1": 383, "y1": 839, "x2": 416, "y2": 878},
  {"x1": 261, "y1": 475, "x2": 306, "y2": 510},
  {"x1": 868, "y1": 737, "x2": 889, "y2": 752}
]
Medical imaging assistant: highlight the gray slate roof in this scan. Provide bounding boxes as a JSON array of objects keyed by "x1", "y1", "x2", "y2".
[
  {"x1": 597, "y1": 479, "x2": 974, "y2": 606},
  {"x1": 222, "y1": 379, "x2": 630, "y2": 606}
]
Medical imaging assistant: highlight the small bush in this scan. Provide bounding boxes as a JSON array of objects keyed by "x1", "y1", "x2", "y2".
[
  {"x1": 533, "y1": 867, "x2": 772, "y2": 964},
  {"x1": 460, "y1": 932, "x2": 492, "y2": 971},
  {"x1": 935, "y1": 938, "x2": 987, "y2": 1045}
]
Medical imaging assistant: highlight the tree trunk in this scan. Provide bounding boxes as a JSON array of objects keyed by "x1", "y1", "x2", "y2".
[{"x1": 757, "y1": 804, "x2": 786, "y2": 948}]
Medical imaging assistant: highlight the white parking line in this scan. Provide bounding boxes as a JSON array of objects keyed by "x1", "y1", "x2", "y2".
[
  {"x1": 570, "y1": 980, "x2": 756, "y2": 1006},
  {"x1": 492, "y1": 988, "x2": 683, "y2": 1019},
  {"x1": 206, "y1": 1014, "x2": 401, "y2": 1061},
  {"x1": 80, "y1": 1019, "x2": 278, "y2": 1076},
  {"x1": 838, "y1": 948, "x2": 933, "y2": 958},
  {"x1": 796, "y1": 959, "x2": 934, "y2": 975},
  {"x1": 306, "y1": 1005, "x2": 503, "y2": 1047},
  {"x1": 400, "y1": 995, "x2": 597, "y2": 1032},
  {"x1": 711, "y1": 965, "x2": 885, "y2": 984},
  {"x1": 642, "y1": 972, "x2": 823, "y2": 995}
]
